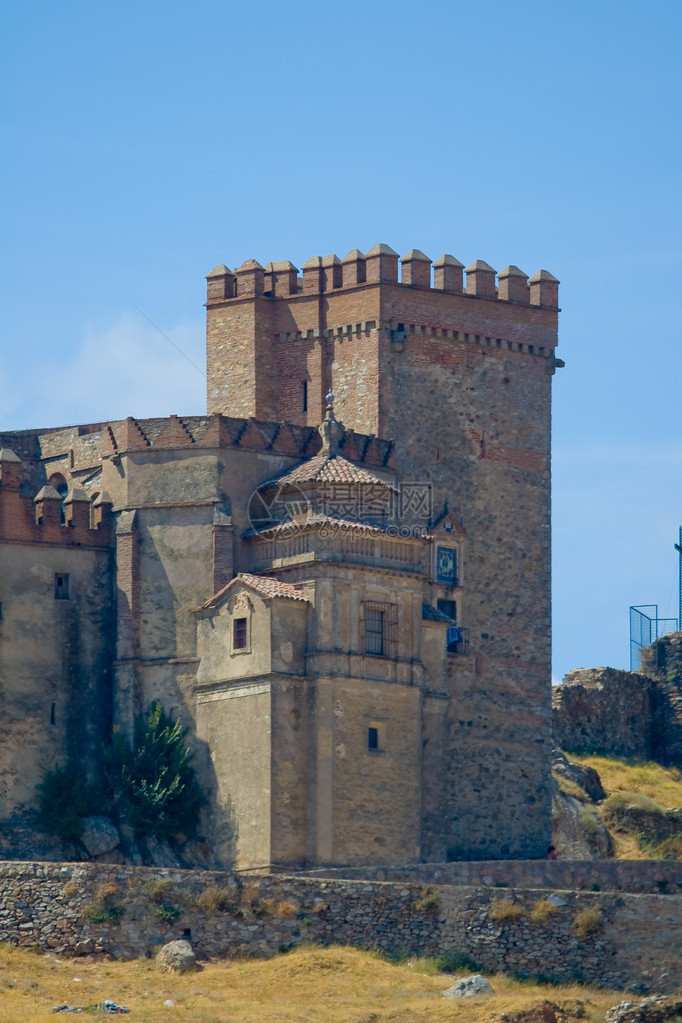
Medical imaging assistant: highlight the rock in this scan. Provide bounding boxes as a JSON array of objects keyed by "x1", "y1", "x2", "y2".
[
  {"x1": 443, "y1": 974, "x2": 494, "y2": 998},
  {"x1": 145, "y1": 836, "x2": 181, "y2": 868},
  {"x1": 604, "y1": 997, "x2": 682, "y2": 1023},
  {"x1": 80, "y1": 817, "x2": 120, "y2": 857},
  {"x1": 551, "y1": 776, "x2": 613, "y2": 860},
  {"x1": 552, "y1": 747, "x2": 606, "y2": 801},
  {"x1": 74, "y1": 938, "x2": 94, "y2": 956},
  {"x1": 156, "y1": 939, "x2": 197, "y2": 973}
]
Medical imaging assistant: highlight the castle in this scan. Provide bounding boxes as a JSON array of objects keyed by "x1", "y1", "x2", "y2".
[{"x1": 0, "y1": 244, "x2": 562, "y2": 870}]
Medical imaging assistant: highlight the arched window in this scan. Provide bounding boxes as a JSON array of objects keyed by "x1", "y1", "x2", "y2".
[{"x1": 48, "y1": 474, "x2": 68, "y2": 524}]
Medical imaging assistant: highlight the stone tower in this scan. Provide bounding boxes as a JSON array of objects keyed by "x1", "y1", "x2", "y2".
[{"x1": 204, "y1": 244, "x2": 561, "y2": 860}]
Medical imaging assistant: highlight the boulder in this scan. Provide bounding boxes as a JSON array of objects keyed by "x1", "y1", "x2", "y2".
[
  {"x1": 443, "y1": 974, "x2": 494, "y2": 998},
  {"x1": 552, "y1": 746, "x2": 606, "y2": 801},
  {"x1": 80, "y1": 817, "x2": 120, "y2": 857},
  {"x1": 551, "y1": 777, "x2": 613, "y2": 859},
  {"x1": 146, "y1": 835, "x2": 181, "y2": 868},
  {"x1": 156, "y1": 939, "x2": 197, "y2": 973},
  {"x1": 605, "y1": 997, "x2": 682, "y2": 1023}
]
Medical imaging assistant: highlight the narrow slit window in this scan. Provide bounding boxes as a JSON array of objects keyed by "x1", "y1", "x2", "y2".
[
  {"x1": 302, "y1": 380, "x2": 308, "y2": 412},
  {"x1": 233, "y1": 617, "x2": 247, "y2": 650},
  {"x1": 50, "y1": 703, "x2": 56, "y2": 725}
]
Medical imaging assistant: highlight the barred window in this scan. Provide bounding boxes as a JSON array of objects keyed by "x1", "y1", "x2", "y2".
[{"x1": 362, "y1": 601, "x2": 397, "y2": 658}]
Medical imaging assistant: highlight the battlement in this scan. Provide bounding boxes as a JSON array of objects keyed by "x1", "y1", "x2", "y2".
[
  {"x1": 0, "y1": 447, "x2": 113, "y2": 548},
  {"x1": 206, "y1": 244, "x2": 559, "y2": 309},
  {"x1": 104, "y1": 414, "x2": 396, "y2": 467}
]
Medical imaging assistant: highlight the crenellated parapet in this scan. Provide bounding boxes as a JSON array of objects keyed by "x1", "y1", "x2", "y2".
[
  {"x1": 106, "y1": 414, "x2": 396, "y2": 467},
  {"x1": 0, "y1": 447, "x2": 113, "y2": 547},
  {"x1": 206, "y1": 244, "x2": 559, "y2": 309}
]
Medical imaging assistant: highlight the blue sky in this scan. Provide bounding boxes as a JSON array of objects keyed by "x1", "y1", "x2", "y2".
[{"x1": 1, "y1": 1, "x2": 680, "y2": 681}]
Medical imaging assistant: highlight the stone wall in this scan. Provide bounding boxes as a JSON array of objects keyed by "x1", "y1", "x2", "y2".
[
  {"x1": 304, "y1": 859, "x2": 682, "y2": 893},
  {"x1": 0, "y1": 862, "x2": 679, "y2": 994},
  {"x1": 552, "y1": 639, "x2": 682, "y2": 768}
]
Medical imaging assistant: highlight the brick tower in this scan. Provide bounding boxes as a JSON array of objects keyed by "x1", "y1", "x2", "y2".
[{"x1": 205, "y1": 244, "x2": 561, "y2": 860}]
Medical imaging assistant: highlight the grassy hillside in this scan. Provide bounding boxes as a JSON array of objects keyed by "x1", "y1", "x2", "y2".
[
  {"x1": 0, "y1": 943, "x2": 644, "y2": 1023},
  {"x1": 567, "y1": 755, "x2": 682, "y2": 859}
]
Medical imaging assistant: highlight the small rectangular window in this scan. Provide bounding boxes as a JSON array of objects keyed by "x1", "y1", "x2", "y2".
[
  {"x1": 368, "y1": 726, "x2": 379, "y2": 750},
  {"x1": 0, "y1": 601, "x2": 3, "y2": 620},
  {"x1": 302, "y1": 380, "x2": 308, "y2": 412},
  {"x1": 233, "y1": 617, "x2": 247, "y2": 650},
  {"x1": 54, "y1": 574, "x2": 70, "y2": 600},
  {"x1": 50, "y1": 703, "x2": 56, "y2": 725},
  {"x1": 437, "y1": 599, "x2": 456, "y2": 622}
]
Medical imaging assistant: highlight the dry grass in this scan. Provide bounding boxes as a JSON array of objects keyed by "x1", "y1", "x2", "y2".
[
  {"x1": 567, "y1": 756, "x2": 682, "y2": 807},
  {"x1": 489, "y1": 898, "x2": 524, "y2": 922},
  {"x1": 529, "y1": 898, "x2": 560, "y2": 924},
  {"x1": 0, "y1": 943, "x2": 640, "y2": 1023},
  {"x1": 572, "y1": 906, "x2": 602, "y2": 938},
  {"x1": 566, "y1": 755, "x2": 682, "y2": 859}
]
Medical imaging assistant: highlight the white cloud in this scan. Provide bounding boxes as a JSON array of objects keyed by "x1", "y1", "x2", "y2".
[{"x1": 1, "y1": 314, "x2": 206, "y2": 431}]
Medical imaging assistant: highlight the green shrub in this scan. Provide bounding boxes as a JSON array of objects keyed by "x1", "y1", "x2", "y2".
[
  {"x1": 153, "y1": 902, "x2": 181, "y2": 924},
  {"x1": 104, "y1": 702, "x2": 204, "y2": 841},
  {"x1": 432, "y1": 951, "x2": 483, "y2": 974},
  {"x1": 143, "y1": 877, "x2": 174, "y2": 903},
  {"x1": 603, "y1": 791, "x2": 665, "y2": 823},
  {"x1": 84, "y1": 902, "x2": 125, "y2": 925},
  {"x1": 36, "y1": 762, "x2": 89, "y2": 842},
  {"x1": 578, "y1": 806, "x2": 601, "y2": 840}
]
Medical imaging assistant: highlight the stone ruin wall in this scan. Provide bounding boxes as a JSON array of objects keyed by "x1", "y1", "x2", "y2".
[
  {"x1": 552, "y1": 633, "x2": 682, "y2": 768},
  {"x1": 0, "y1": 861, "x2": 679, "y2": 994}
]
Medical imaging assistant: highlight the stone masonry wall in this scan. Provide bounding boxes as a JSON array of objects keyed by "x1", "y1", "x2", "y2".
[
  {"x1": 553, "y1": 643, "x2": 682, "y2": 768},
  {"x1": 305, "y1": 859, "x2": 682, "y2": 893},
  {"x1": 0, "y1": 862, "x2": 679, "y2": 994}
]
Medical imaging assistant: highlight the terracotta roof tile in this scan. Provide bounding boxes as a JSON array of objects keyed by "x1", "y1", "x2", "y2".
[
  {"x1": 201, "y1": 572, "x2": 310, "y2": 609},
  {"x1": 276, "y1": 453, "x2": 395, "y2": 489}
]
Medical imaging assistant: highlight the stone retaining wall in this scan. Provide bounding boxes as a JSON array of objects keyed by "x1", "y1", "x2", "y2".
[
  {"x1": 0, "y1": 862, "x2": 680, "y2": 994},
  {"x1": 304, "y1": 859, "x2": 682, "y2": 892}
]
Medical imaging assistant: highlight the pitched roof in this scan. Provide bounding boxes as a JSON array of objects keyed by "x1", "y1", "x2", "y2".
[
  {"x1": 275, "y1": 452, "x2": 395, "y2": 489},
  {"x1": 201, "y1": 572, "x2": 310, "y2": 609}
]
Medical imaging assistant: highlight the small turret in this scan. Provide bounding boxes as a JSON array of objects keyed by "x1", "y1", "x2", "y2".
[
  {"x1": 34, "y1": 485, "x2": 62, "y2": 527},
  {"x1": 365, "y1": 243, "x2": 399, "y2": 284},
  {"x1": 400, "y1": 249, "x2": 431, "y2": 289},
  {"x1": 465, "y1": 260, "x2": 497, "y2": 299},
  {"x1": 498, "y1": 265, "x2": 529, "y2": 304},
  {"x1": 234, "y1": 258, "x2": 265, "y2": 298},
  {"x1": 529, "y1": 269, "x2": 559, "y2": 308},
  {"x1": 206, "y1": 264, "x2": 236, "y2": 302},
  {"x1": 341, "y1": 249, "x2": 366, "y2": 286},
  {"x1": 64, "y1": 487, "x2": 90, "y2": 529},
  {"x1": 0, "y1": 448, "x2": 22, "y2": 489},
  {"x1": 265, "y1": 260, "x2": 298, "y2": 297},
  {"x1": 433, "y1": 254, "x2": 464, "y2": 293}
]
